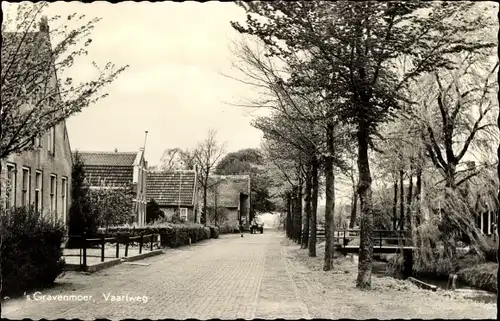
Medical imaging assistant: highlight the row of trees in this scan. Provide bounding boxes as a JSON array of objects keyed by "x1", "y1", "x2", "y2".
[{"x1": 229, "y1": 1, "x2": 498, "y2": 288}]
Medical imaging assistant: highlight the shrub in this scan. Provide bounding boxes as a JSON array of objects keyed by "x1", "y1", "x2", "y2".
[
  {"x1": 98, "y1": 222, "x2": 212, "y2": 248},
  {"x1": 1, "y1": 206, "x2": 66, "y2": 296},
  {"x1": 146, "y1": 199, "x2": 165, "y2": 224},
  {"x1": 67, "y1": 152, "x2": 99, "y2": 247},
  {"x1": 90, "y1": 184, "x2": 135, "y2": 232},
  {"x1": 217, "y1": 223, "x2": 239, "y2": 235},
  {"x1": 457, "y1": 262, "x2": 497, "y2": 293},
  {"x1": 209, "y1": 226, "x2": 220, "y2": 239}
]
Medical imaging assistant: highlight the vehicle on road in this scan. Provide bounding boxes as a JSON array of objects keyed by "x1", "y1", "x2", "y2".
[{"x1": 250, "y1": 217, "x2": 264, "y2": 234}]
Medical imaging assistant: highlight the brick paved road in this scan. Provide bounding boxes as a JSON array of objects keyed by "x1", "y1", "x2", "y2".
[
  {"x1": 3, "y1": 230, "x2": 494, "y2": 320},
  {"x1": 2, "y1": 230, "x2": 310, "y2": 320}
]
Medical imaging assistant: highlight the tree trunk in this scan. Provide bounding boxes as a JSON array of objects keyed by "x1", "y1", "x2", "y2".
[
  {"x1": 290, "y1": 189, "x2": 297, "y2": 241},
  {"x1": 392, "y1": 180, "x2": 398, "y2": 230},
  {"x1": 296, "y1": 179, "x2": 303, "y2": 244},
  {"x1": 399, "y1": 169, "x2": 404, "y2": 231},
  {"x1": 202, "y1": 178, "x2": 208, "y2": 226},
  {"x1": 356, "y1": 126, "x2": 374, "y2": 289},
  {"x1": 301, "y1": 167, "x2": 312, "y2": 249},
  {"x1": 286, "y1": 193, "x2": 292, "y2": 238},
  {"x1": 406, "y1": 167, "x2": 414, "y2": 240},
  {"x1": 349, "y1": 191, "x2": 358, "y2": 229},
  {"x1": 292, "y1": 188, "x2": 300, "y2": 243},
  {"x1": 309, "y1": 156, "x2": 319, "y2": 257},
  {"x1": 324, "y1": 123, "x2": 336, "y2": 271},
  {"x1": 415, "y1": 167, "x2": 422, "y2": 226}
]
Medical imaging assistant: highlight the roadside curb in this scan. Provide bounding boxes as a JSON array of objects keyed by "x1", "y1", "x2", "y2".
[
  {"x1": 64, "y1": 250, "x2": 164, "y2": 273},
  {"x1": 122, "y1": 249, "x2": 164, "y2": 262},
  {"x1": 64, "y1": 258, "x2": 123, "y2": 273}
]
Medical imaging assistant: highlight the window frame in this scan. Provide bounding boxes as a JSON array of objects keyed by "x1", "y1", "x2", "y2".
[
  {"x1": 35, "y1": 170, "x2": 43, "y2": 213},
  {"x1": 50, "y1": 174, "x2": 57, "y2": 217},
  {"x1": 21, "y1": 167, "x2": 31, "y2": 207},
  {"x1": 6, "y1": 163, "x2": 17, "y2": 208},
  {"x1": 48, "y1": 126, "x2": 56, "y2": 155},
  {"x1": 61, "y1": 176, "x2": 68, "y2": 221},
  {"x1": 180, "y1": 207, "x2": 188, "y2": 220}
]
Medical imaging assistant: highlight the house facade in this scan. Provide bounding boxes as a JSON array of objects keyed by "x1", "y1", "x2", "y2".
[
  {"x1": 206, "y1": 174, "x2": 251, "y2": 228},
  {"x1": 146, "y1": 170, "x2": 198, "y2": 222},
  {"x1": 0, "y1": 123, "x2": 73, "y2": 226},
  {"x1": 1, "y1": 18, "x2": 73, "y2": 226},
  {"x1": 77, "y1": 148, "x2": 148, "y2": 226}
]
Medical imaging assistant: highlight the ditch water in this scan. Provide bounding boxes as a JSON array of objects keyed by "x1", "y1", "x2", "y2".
[{"x1": 367, "y1": 256, "x2": 497, "y2": 304}]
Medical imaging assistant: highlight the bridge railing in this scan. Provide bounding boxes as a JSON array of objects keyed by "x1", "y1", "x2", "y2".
[
  {"x1": 337, "y1": 229, "x2": 412, "y2": 248},
  {"x1": 305, "y1": 226, "x2": 412, "y2": 248}
]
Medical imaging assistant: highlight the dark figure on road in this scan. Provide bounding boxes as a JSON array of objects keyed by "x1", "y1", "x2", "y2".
[{"x1": 239, "y1": 221, "x2": 244, "y2": 238}]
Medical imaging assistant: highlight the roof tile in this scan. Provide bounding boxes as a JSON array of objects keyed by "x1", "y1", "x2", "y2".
[
  {"x1": 84, "y1": 166, "x2": 134, "y2": 187},
  {"x1": 147, "y1": 171, "x2": 196, "y2": 207},
  {"x1": 76, "y1": 152, "x2": 137, "y2": 167}
]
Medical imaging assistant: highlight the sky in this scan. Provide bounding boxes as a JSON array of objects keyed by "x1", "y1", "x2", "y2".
[
  {"x1": 4, "y1": 1, "x2": 266, "y2": 166},
  {"x1": 6, "y1": 2, "x2": 495, "y2": 208}
]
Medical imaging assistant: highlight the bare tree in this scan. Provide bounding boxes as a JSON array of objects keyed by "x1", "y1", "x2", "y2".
[
  {"x1": 193, "y1": 129, "x2": 226, "y2": 224},
  {"x1": 158, "y1": 148, "x2": 186, "y2": 171}
]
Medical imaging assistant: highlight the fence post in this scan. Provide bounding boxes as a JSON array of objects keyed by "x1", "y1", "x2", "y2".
[
  {"x1": 82, "y1": 233, "x2": 87, "y2": 270},
  {"x1": 379, "y1": 231, "x2": 382, "y2": 248},
  {"x1": 139, "y1": 234, "x2": 143, "y2": 254},
  {"x1": 150, "y1": 234, "x2": 154, "y2": 251},
  {"x1": 125, "y1": 235, "x2": 129, "y2": 257},
  {"x1": 116, "y1": 237, "x2": 120, "y2": 258},
  {"x1": 343, "y1": 230, "x2": 346, "y2": 247},
  {"x1": 101, "y1": 236, "x2": 105, "y2": 262}
]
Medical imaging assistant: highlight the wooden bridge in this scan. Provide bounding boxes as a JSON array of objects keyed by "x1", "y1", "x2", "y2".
[
  {"x1": 310, "y1": 227, "x2": 415, "y2": 277},
  {"x1": 335, "y1": 229, "x2": 415, "y2": 254},
  {"x1": 310, "y1": 226, "x2": 413, "y2": 251}
]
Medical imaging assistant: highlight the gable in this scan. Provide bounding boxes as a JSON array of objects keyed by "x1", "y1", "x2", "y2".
[
  {"x1": 62, "y1": 122, "x2": 73, "y2": 168},
  {"x1": 207, "y1": 175, "x2": 251, "y2": 208}
]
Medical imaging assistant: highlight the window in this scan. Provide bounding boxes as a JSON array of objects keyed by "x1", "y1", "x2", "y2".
[
  {"x1": 33, "y1": 136, "x2": 41, "y2": 147},
  {"x1": 180, "y1": 208, "x2": 188, "y2": 221},
  {"x1": 50, "y1": 174, "x2": 57, "y2": 219},
  {"x1": 48, "y1": 126, "x2": 55, "y2": 155},
  {"x1": 35, "y1": 171, "x2": 43, "y2": 213},
  {"x1": 21, "y1": 167, "x2": 30, "y2": 206},
  {"x1": 61, "y1": 177, "x2": 67, "y2": 221},
  {"x1": 6, "y1": 164, "x2": 16, "y2": 208}
]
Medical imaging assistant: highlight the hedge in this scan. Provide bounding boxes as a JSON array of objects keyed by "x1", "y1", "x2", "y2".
[
  {"x1": 97, "y1": 223, "x2": 212, "y2": 248},
  {"x1": 1, "y1": 206, "x2": 65, "y2": 296},
  {"x1": 209, "y1": 226, "x2": 220, "y2": 239},
  {"x1": 217, "y1": 223, "x2": 240, "y2": 235}
]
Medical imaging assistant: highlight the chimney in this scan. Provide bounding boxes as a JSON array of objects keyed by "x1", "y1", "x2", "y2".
[
  {"x1": 39, "y1": 16, "x2": 49, "y2": 33},
  {"x1": 114, "y1": 148, "x2": 118, "y2": 153}
]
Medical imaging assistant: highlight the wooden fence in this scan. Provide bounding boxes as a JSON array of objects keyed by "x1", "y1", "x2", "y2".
[{"x1": 64, "y1": 233, "x2": 159, "y2": 269}]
